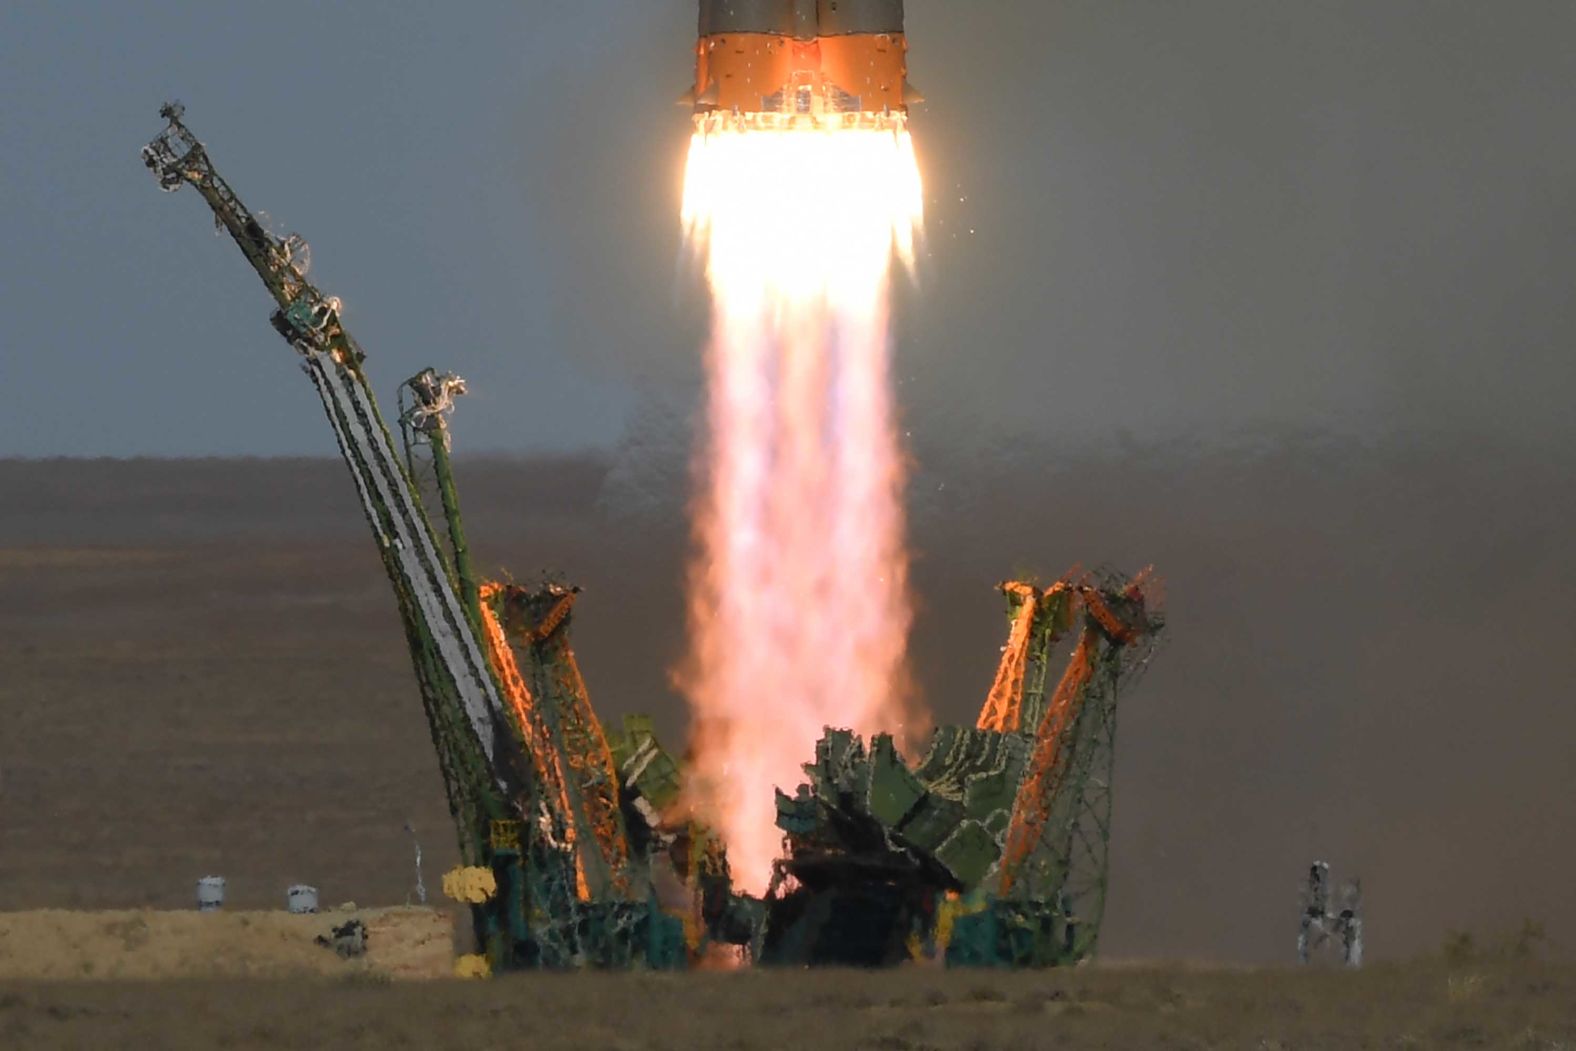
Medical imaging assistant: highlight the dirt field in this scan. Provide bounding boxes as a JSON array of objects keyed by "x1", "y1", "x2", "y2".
[
  {"x1": 0, "y1": 958, "x2": 1570, "y2": 1050},
  {"x1": 1, "y1": 447, "x2": 1572, "y2": 971},
  {"x1": 1, "y1": 450, "x2": 1572, "y2": 1045},
  {"x1": 0, "y1": 907, "x2": 1567, "y2": 1048},
  {"x1": 0, "y1": 908, "x2": 455, "y2": 981}
]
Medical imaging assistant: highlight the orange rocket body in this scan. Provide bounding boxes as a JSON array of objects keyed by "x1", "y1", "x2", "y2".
[{"x1": 690, "y1": 1, "x2": 919, "y2": 129}]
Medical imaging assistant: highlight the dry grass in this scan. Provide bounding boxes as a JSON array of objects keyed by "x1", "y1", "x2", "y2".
[
  {"x1": 0, "y1": 908, "x2": 454, "y2": 981},
  {"x1": 4, "y1": 907, "x2": 1566, "y2": 1048},
  {"x1": 0, "y1": 959, "x2": 1571, "y2": 1050}
]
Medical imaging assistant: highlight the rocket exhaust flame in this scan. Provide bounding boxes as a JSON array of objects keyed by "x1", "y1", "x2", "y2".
[{"x1": 681, "y1": 121, "x2": 926, "y2": 893}]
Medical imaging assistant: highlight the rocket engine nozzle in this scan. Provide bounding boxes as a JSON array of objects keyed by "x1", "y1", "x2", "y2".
[{"x1": 688, "y1": 0, "x2": 920, "y2": 129}]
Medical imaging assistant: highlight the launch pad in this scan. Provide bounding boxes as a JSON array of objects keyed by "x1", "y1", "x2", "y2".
[{"x1": 142, "y1": 3, "x2": 1162, "y2": 972}]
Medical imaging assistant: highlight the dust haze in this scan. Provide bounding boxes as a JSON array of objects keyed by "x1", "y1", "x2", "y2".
[{"x1": 3, "y1": 439, "x2": 1571, "y2": 964}]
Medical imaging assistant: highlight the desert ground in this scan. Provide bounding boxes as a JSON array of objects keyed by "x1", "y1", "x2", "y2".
[
  {"x1": 0, "y1": 907, "x2": 455, "y2": 982},
  {"x1": 1, "y1": 446, "x2": 1571, "y2": 1046},
  {"x1": 2, "y1": 906, "x2": 1563, "y2": 1048},
  {"x1": 0, "y1": 948, "x2": 1571, "y2": 1049}
]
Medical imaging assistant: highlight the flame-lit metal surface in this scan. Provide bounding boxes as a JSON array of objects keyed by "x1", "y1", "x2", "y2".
[
  {"x1": 761, "y1": 574, "x2": 1164, "y2": 966},
  {"x1": 689, "y1": 0, "x2": 919, "y2": 129},
  {"x1": 679, "y1": 88, "x2": 926, "y2": 894},
  {"x1": 140, "y1": 0, "x2": 1169, "y2": 971}
]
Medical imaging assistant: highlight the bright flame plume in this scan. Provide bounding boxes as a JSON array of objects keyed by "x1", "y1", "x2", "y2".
[{"x1": 681, "y1": 123, "x2": 927, "y2": 893}]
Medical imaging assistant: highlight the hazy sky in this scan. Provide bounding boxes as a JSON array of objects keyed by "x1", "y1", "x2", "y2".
[{"x1": 2, "y1": 1, "x2": 1572, "y2": 457}]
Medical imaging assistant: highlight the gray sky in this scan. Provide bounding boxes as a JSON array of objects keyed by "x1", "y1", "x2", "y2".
[{"x1": 2, "y1": 1, "x2": 1572, "y2": 457}]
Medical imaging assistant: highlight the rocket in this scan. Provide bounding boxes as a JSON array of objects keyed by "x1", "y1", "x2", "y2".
[{"x1": 686, "y1": 0, "x2": 922, "y2": 128}]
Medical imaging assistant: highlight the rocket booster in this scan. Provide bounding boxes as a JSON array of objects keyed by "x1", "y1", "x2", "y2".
[{"x1": 687, "y1": 0, "x2": 922, "y2": 128}]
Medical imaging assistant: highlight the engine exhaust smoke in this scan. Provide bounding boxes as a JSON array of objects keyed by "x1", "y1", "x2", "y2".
[{"x1": 680, "y1": 122, "x2": 927, "y2": 893}]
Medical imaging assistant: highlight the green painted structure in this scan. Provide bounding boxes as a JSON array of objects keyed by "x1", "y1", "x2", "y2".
[
  {"x1": 143, "y1": 104, "x2": 1163, "y2": 972},
  {"x1": 144, "y1": 104, "x2": 681, "y2": 971}
]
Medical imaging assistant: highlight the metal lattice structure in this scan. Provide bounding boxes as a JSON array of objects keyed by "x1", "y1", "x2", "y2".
[
  {"x1": 144, "y1": 104, "x2": 523, "y2": 857},
  {"x1": 483, "y1": 582, "x2": 635, "y2": 901},
  {"x1": 398, "y1": 369, "x2": 477, "y2": 613},
  {"x1": 977, "y1": 581, "x2": 1076, "y2": 735},
  {"x1": 143, "y1": 105, "x2": 680, "y2": 971},
  {"x1": 758, "y1": 573, "x2": 1163, "y2": 967},
  {"x1": 143, "y1": 103, "x2": 1164, "y2": 973},
  {"x1": 978, "y1": 573, "x2": 1162, "y2": 961}
]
